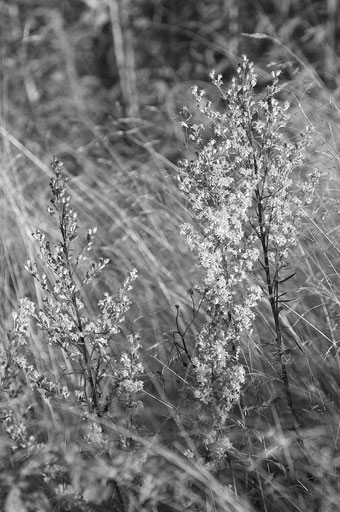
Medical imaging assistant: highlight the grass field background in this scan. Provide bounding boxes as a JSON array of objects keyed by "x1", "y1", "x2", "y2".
[{"x1": 2, "y1": 1, "x2": 340, "y2": 511}]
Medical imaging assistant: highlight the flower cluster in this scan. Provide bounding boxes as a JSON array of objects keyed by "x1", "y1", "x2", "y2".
[
  {"x1": 178, "y1": 56, "x2": 318, "y2": 461},
  {"x1": 117, "y1": 333, "x2": 144, "y2": 414},
  {"x1": 10, "y1": 158, "x2": 144, "y2": 424},
  {"x1": 0, "y1": 299, "x2": 47, "y2": 451},
  {"x1": 191, "y1": 322, "x2": 245, "y2": 464}
]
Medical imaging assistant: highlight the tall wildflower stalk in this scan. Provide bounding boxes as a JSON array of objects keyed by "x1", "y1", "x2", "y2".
[{"x1": 178, "y1": 56, "x2": 318, "y2": 459}]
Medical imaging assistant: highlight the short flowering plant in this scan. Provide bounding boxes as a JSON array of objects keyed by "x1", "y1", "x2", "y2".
[
  {"x1": 21, "y1": 157, "x2": 144, "y2": 420},
  {"x1": 1, "y1": 157, "x2": 144, "y2": 508}
]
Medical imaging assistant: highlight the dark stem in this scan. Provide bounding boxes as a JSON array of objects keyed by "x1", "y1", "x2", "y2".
[
  {"x1": 59, "y1": 202, "x2": 99, "y2": 412},
  {"x1": 254, "y1": 178, "x2": 295, "y2": 418}
]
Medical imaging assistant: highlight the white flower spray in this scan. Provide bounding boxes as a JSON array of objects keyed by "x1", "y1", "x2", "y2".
[
  {"x1": 4, "y1": 158, "x2": 144, "y2": 451},
  {"x1": 178, "y1": 56, "x2": 318, "y2": 464}
]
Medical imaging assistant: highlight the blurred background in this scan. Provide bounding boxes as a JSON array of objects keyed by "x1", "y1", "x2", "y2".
[{"x1": 1, "y1": 0, "x2": 340, "y2": 355}]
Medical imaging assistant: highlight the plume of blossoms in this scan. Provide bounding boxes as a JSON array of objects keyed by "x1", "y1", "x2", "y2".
[
  {"x1": 2, "y1": 159, "x2": 145, "y2": 509},
  {"x1": 20, "y1": 157, "x2": 144, "y2": 422},
  {"x1": 178, "y1": 56, "x2": 318, "y2": 461}
]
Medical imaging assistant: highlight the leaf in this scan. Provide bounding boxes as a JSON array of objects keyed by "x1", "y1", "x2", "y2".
[{"x1": 278, "y1": 272, "x2": 296, "y2": 284}]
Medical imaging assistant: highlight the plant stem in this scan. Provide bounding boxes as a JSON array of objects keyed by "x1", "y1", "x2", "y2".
[{"x1": 255, "y1": 183, "x2": 295, "y2": 417}]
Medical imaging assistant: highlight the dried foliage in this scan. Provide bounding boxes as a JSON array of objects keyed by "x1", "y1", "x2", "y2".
[{"x1": 2, "y1": 1, "x2": 340, "y2": 511}]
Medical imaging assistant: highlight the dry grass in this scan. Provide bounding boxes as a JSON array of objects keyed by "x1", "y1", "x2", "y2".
[{"x1": 2, "y1": 1, "x2": 340, "y2": 511}]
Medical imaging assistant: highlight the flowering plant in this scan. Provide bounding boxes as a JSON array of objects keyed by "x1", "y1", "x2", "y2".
[
  {"x1": 178, "y1": 56, "x2": 319, "y2": 461},
  {"x1": 21, "y1": 157, "x2": 144, "y2": 420},
  {"x1": 1, "y1": 157, "x2": 144, "y2": 509}
]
